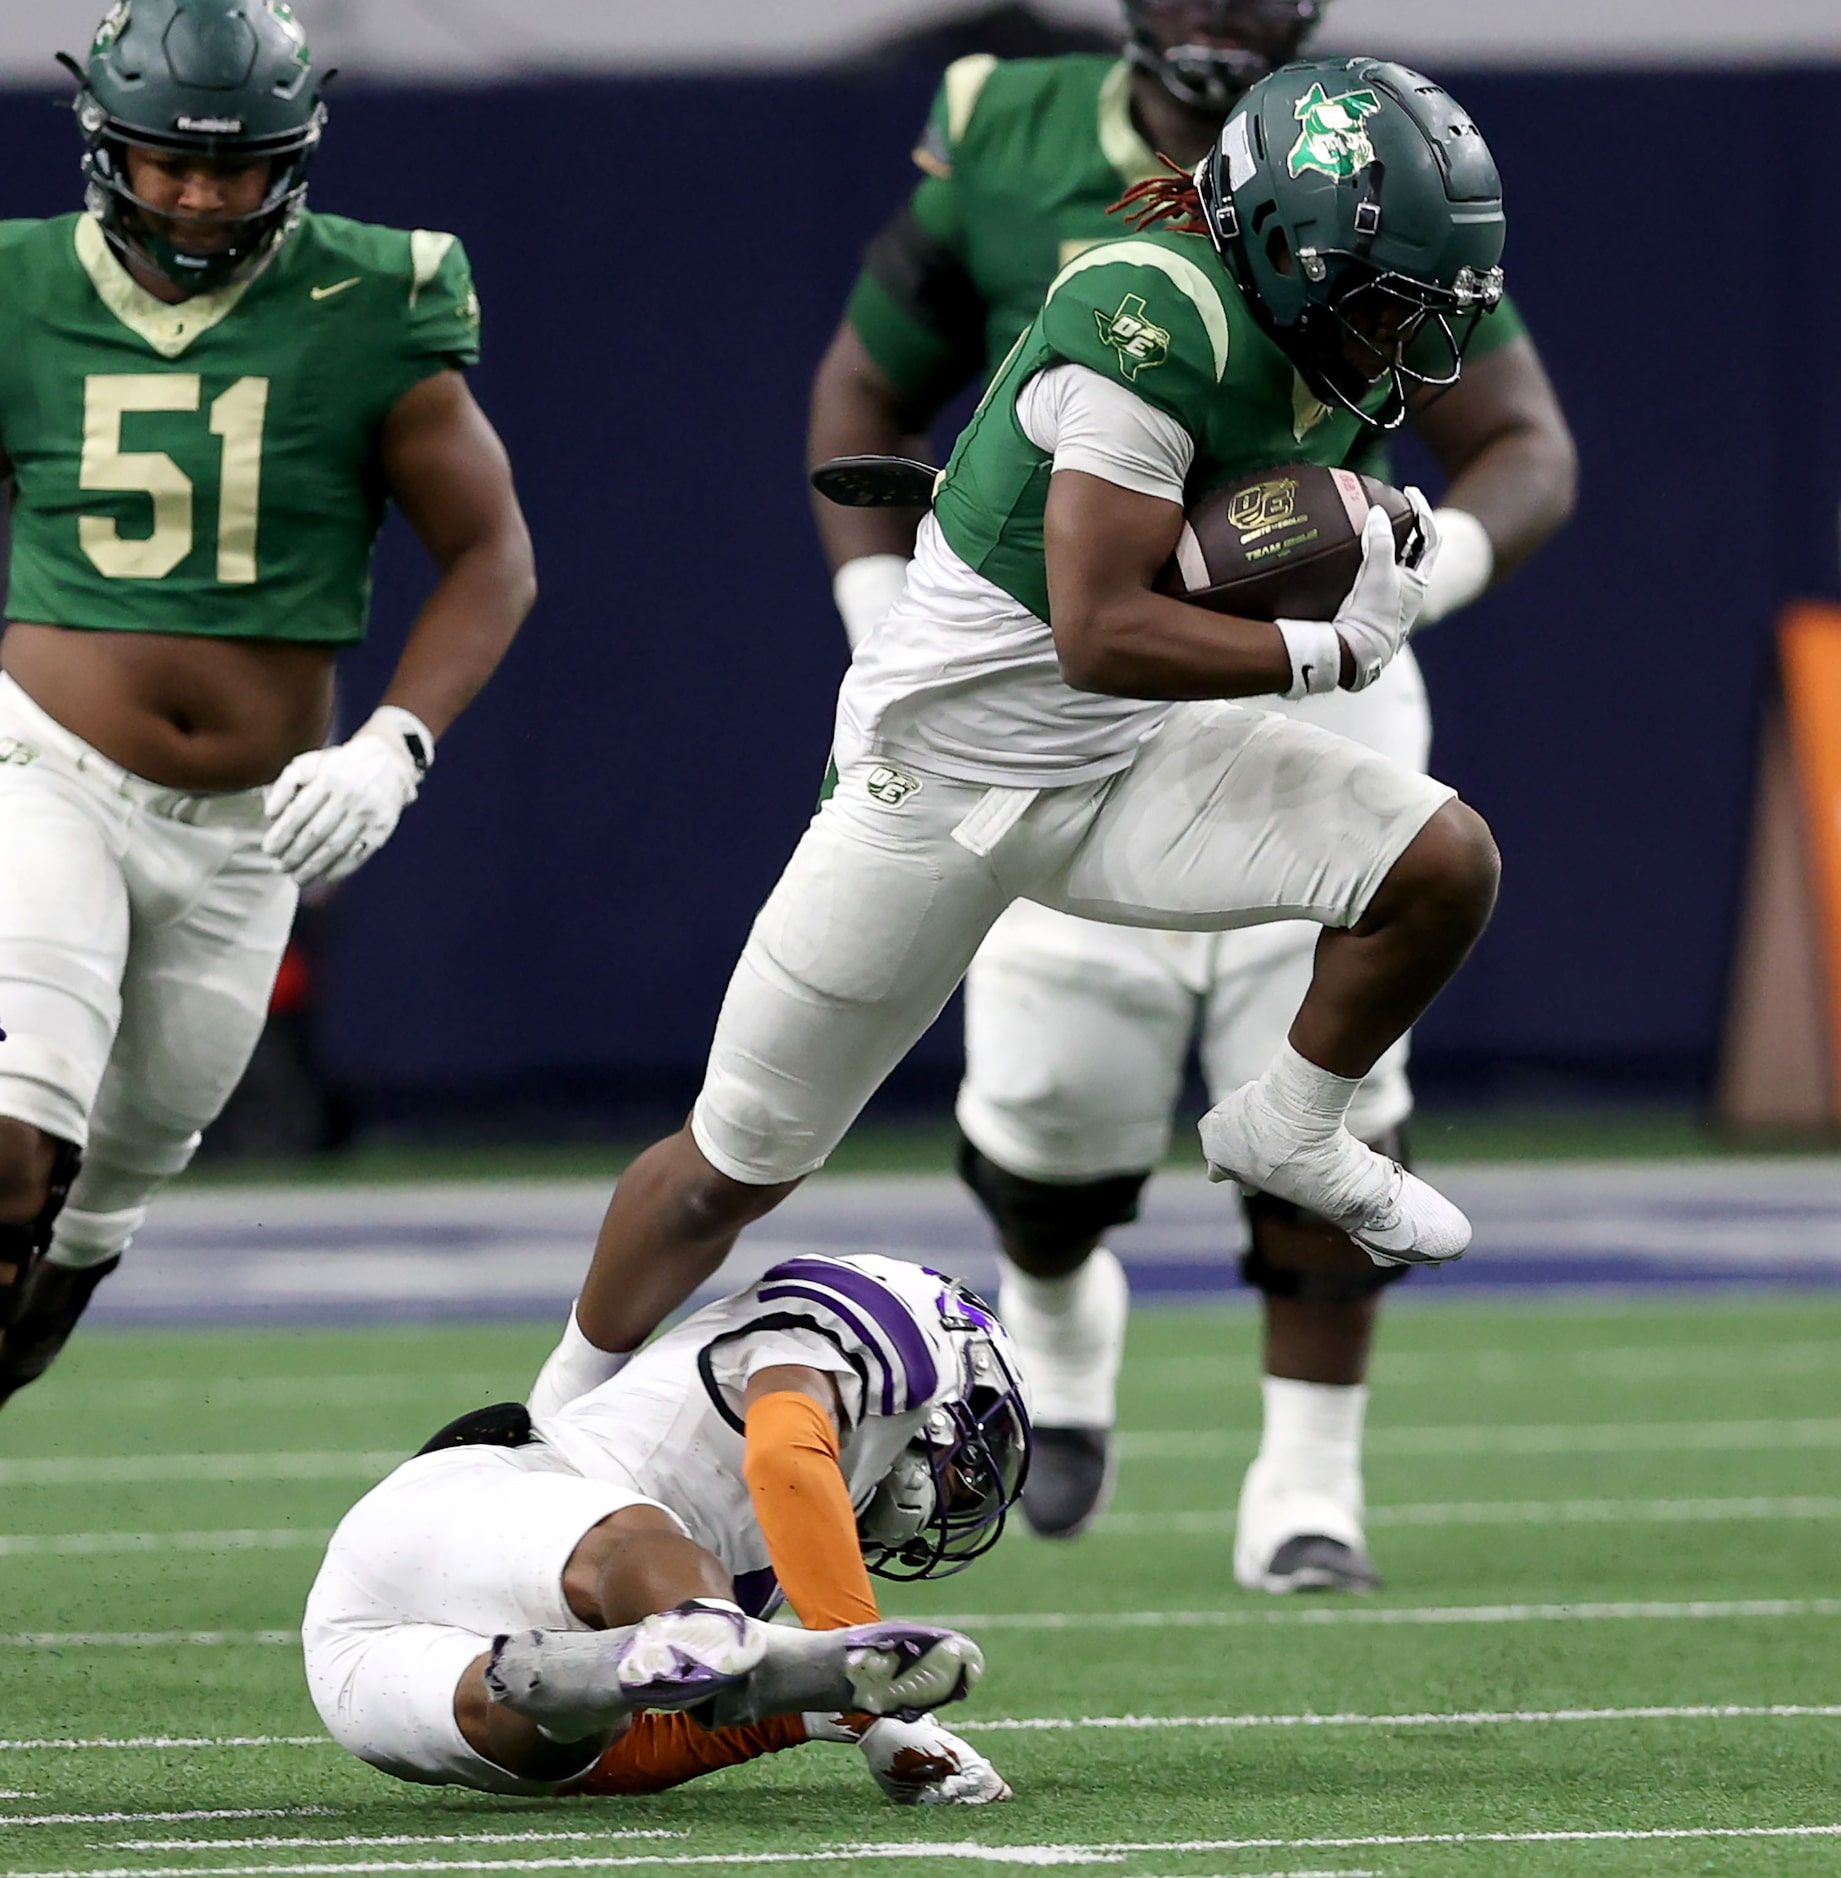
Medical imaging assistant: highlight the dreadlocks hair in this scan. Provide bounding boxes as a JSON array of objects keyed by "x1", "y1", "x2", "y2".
[{"x1": 1110, "y1": 154, "x2": 1208, "y2": 235}]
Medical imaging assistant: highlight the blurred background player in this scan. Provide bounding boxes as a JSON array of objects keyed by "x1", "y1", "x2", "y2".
[
  {"x1": 532, "y1": 61, "x2": 1507, "y2": 1555},
  {"x1": 0, "y1": 0, "x2": 535, "y2": 1409},
  {"x1": 306, "y1": 1253, "x2": 1023, "y2": 1804},
  {"x1": 808, "y1": 0, "x2": 1577, "y2": 1586}
]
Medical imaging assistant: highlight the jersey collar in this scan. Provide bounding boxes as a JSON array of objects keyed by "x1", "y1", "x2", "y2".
[
  {"x1": 74, "y1": 213, "x2": 255, "y2": 360},
  {"x1": 1097, "y1": 59, "x2": 1164, "y2": 190}
]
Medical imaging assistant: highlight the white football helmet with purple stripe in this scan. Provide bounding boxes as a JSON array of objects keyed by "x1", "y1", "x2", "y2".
[
  {"x1": 746, "y1": 1254, "x2": 1032, "y2": 1581},
  {"x1": 858, "y1": 1276, "x2": 1032, "y2": 1582}
]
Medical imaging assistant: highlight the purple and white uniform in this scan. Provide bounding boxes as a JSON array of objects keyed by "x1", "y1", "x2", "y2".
[{"x1": 302, "y1": 1254, "x2": 983, "y2": 1793}]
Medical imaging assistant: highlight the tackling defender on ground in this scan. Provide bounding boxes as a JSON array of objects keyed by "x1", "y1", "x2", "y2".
[
  {"x1": 531, "y1": 61, "x2": 1507, "y2": 1603},
  {"x1": 809, "y1": 0, "x2": 1576, "y2": 1585},
  {"x1": 0, "y1": 0, "x2": 535, "y2": 1409},
  {"x1": 305, "y1": 1254, "x2": 1024, "y2": 1803}
]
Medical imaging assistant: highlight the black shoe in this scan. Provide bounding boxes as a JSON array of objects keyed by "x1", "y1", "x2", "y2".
[
  {"x1": 0, "y1": 1256, "x2": 119, "y2": 1407},
  {"x1": 1259, "y1": 1534, "x2": 1383, "y2": 1594},
  {"x1": 1021, "y1": 1426, "x2": 1115, "y2": 1539}
]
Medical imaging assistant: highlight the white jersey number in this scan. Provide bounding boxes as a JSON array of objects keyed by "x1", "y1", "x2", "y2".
[{"x1": 79, "y1": 373, "x2": 271, "y2": 584}]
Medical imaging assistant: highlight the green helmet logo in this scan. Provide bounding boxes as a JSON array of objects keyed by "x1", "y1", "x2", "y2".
[
  {"x1": 1287, "y1": 84, "x2": 1381, "y2": 180},
  {"x1": 91, "y1": 2, "x2": 131, "y2": 55}
]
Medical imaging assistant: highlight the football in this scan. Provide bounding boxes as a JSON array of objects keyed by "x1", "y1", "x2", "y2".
[{"x1": 1158, "y1": 462, "x2": 1416, "y2": 622}]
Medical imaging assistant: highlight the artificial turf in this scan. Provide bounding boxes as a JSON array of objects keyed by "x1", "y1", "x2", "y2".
[{"x1": 2, "y1": 1294, "x2": 1838, "y2": 1876}]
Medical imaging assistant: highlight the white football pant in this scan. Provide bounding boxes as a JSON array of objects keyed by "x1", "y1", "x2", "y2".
[
  {"x1": 957, "y1": 651, "x2": 1433, "y2": 1179},
  {"x1": 693, "y1": 689, "x2": 1452, "y2": 1187},
  {"x1": 0, "y1": 675, "x2": 295, "y2": 1265},
  {"x1": 304, "y1": 1442, "x2": 673, "y2": 1793}
]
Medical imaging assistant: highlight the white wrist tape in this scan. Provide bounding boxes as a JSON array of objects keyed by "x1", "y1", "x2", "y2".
[
  {"x1": 1413, "y1": 507, "x2": 1494, "y2": 630},
  {"x1": 833, "y1": 554, "x2": 911, "y2": 652},
  {"x1": 1275, "y1": 618, "x2": 1343, "y2": 700},
  {"x1": 363, "y1": 704, "x2": 436, "y2": 779}
]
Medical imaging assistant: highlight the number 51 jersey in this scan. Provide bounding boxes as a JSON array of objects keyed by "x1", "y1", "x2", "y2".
[{"x1": 0, "y1": 210, "x2": 480, "y2": 646}]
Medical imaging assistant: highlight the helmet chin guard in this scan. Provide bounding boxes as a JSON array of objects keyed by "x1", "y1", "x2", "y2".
[
  {"x1": 861, "y1": 1282, "x2": 1033, "y2": 1583},
  {"x1": 61, "y1": 0, "x2": 329, "y2": 296}
]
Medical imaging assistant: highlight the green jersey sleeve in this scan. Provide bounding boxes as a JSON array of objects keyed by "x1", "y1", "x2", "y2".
[
  {"x1": 1035, "y1": 241, "x2": 1231, "y2": 436},
  {"x1": 388, "y1": 229, "x2": 480, "y2": 402},
  {"x1": 844, "y1": 56, "x2": 995, "y2": 416},
  {"x1": 1464, "y1": 289, "x2": 1527, "y2": 362}
]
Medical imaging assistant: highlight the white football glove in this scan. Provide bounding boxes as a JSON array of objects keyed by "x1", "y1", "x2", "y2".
[
  {"x1": 1276, "y1": 489, "x2": 1439, "y2": 697},
  {"x1": 833, "y1": 554, "x2": 911, "y2": 652},
  {"x1": 1412, "y1": 505, "x2": 1494, "y2": 630},
  {"x1": 262, "y1": 705, "x2": 434, "y2": 888},
  {"x1": 808, "y1": 1711, "x2": 1012, "y2": 1805}
]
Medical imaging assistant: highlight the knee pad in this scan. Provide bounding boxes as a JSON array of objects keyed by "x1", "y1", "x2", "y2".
[
  {"x1": 0, "y1": 1138, "x2": 81, "y2": 1322},
  {"x1": 1238, "y1": 1123, "x2": 1413, "y2": 1304},
  {"x1": 956, "y1": 1134, "x2": 1149, "y2": 1264}
]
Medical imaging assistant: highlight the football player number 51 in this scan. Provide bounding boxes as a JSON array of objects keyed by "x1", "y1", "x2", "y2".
[{"x1": 78, "y1": 373, "x2": 270, "y2": 584}]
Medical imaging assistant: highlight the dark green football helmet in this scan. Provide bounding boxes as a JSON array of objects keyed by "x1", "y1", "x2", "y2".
[
  {"x1": 1195, "y1": 57, "x2": 1506, "y2": 429},
  {"x1": 60, "y1": 0, "x2": 328, "y2": 295},
  {"x1": 1123, "y1": 1, "x2": 1323, "y2": 113}
]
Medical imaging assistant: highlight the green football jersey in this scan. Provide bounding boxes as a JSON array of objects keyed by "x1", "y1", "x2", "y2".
[
  {"x1": 932, "y1": 227, "x2": 1381, "y2": 623},
  {"x1": 847, "y1": 53, "x2": 1525, "y2": 420},
  {"x1": 0, "y1": 210, "x2": 480, "y2": 646}
]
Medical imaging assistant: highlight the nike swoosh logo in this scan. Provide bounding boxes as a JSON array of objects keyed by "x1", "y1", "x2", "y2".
[{"x1": 310, "y1": 277, "x2": 362, "y2": 301}]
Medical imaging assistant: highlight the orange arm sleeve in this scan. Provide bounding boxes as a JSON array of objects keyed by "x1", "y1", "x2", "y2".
[{"x1": 742, "y1": 1388, "x2": 880, "y2": 1630}]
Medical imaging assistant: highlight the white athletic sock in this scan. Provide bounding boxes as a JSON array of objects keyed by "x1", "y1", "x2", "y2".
[
  {"x1": 1255, "y1": 1374, "x2": 1368, "y2": 1495},
  {"x1": 1254, "y1": 1043, "x2": 1364, "y2": 1145},
  {"x1": 527, "y1": 1304, "x2": 629, "y2": 1419},
  {"x1": 47, "y1": 1204, "x2": 144, "y2": 1271},
  {"x1": 997, "y1": 1247, "x2": 1129, "y2": 1428}
]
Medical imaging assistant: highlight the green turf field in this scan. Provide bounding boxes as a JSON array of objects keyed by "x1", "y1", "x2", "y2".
[{"x1": 3, "y1": 1295, "x2": 1839, "y2": 1876}]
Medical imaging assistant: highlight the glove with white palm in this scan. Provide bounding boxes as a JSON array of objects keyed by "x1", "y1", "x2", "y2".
[
  {"x1": 1276, "y1": 488, "x2": 1440, "y2": 697},
  {"x1": 806, "y1": 1710, "x2": 1012, "y2": 1805},
  {"x1": 262, "y1": 706, "x2": 434, "y2": 888}
]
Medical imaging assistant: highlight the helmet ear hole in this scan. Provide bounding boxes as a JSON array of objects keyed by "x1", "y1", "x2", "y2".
[{"x1": 1264, "y1": 222, "x2": 1294, "y2": 277}]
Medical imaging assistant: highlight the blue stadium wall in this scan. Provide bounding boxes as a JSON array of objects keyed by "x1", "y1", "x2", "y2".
[{"x1": 2, "y1": 64, "x2": 1834, "y2": 1126}]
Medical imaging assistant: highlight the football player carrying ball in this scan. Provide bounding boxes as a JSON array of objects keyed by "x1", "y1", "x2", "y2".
[
  {"x1": 538, "y1": 61, "x2": 1518, "y2": 1602},
  {"x1": 809, "y1": 1, "x2": 1576, "y2": 1586}
]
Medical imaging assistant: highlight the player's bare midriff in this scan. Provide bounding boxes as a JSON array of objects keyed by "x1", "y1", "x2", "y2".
[{"x1": 0, "y1": 620, "x2": 336, "y2": 791}]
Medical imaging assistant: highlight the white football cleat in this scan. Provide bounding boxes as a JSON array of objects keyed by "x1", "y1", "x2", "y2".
[
  {"x1": 1199, "y1": 1085, "x2": 1469, "y2": 1267},
  {"x1": 1234, "y1": 1453, "x2": 1380, "y2": 1595}
]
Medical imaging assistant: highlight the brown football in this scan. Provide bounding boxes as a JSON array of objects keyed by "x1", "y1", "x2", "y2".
[{"x1": 1157, "y1": 462, "x2": 1415, "y2": 622}]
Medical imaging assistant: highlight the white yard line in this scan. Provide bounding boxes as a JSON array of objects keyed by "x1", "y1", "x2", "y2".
[
  {"x1": 0, "y1": 1530, "x2": 319, "y2": 1557},
  {"x1": 1143, "y1": 1341, "x2": 1841, "y2": 1387},
  {"x1": 1, "y1": 1809, "x2": 334, "y2": 1831},
  {"x1": 0, "y1": 1375, "x2": 515, "y2": 1413},
  {"x1": 959, "y1": 1703, "x2": 1841, "y2": 1733},
  {"x1": 929, "y1": 1597, "x2": 1841, "y2": 1631},
  {"x1": 7, "y1": 1823, "x2": 1841, "y2": 1874},
  {"x1": 1098, "y1": 1496, "x2": 1841, "y2": 1535},
  {"x1": 0, "y1": 1631, "x2": 296, "y2": 1650},
  {"x1": 7, "y1": 1497, "x2": 1837, "y2": 1563},
  {"x1": 117, "y1": 1834, "x2": 685, "y2": 1852},
  {"x1": 0, "y1": 1452, "x2": 399, "y2": 1487},
  {"x1": 9, "y1": 1418, "x2": 1839, "y2": 1488},
  {"x1": 7, "y1": 1699, "x2": 1839, "y2": 1759},
  {"x1": 1119, "y1": 1418, "x2": 1841, "y2": 1459},
  {"x1": 6, "y1": 1597, "x2": 1841, "y2": 1661}
]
